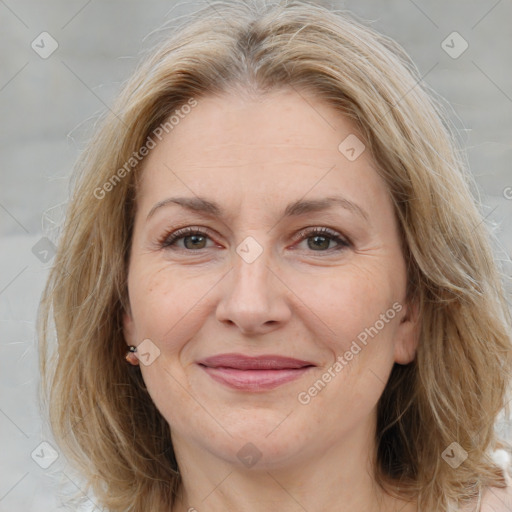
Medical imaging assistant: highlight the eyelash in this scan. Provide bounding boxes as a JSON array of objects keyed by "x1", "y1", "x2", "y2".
[{"x1": 158, "y1": 226, "x2": 351, "y2": 253}]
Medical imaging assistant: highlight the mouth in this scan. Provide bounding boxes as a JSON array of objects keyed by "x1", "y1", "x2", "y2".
[{"x1": 197, "y1": 353, "x2": 316, "y2": 391}]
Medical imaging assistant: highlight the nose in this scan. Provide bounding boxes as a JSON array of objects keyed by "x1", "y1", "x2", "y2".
[{"x1": 215, "y1": 244, "x2": 292, "y2": 335}]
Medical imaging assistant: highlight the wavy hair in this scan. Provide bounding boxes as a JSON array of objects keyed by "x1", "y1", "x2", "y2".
[{"x1": 38, "y1": 1, "x2": 512, "y2": 510}]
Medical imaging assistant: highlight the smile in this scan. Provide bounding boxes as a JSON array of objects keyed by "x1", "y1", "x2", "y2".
[{"x1": 197, "y1": 353, "x2": 315, "y2": 391}]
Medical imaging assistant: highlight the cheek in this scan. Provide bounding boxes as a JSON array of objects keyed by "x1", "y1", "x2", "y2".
[
  {"x1": 303, "y1": 265, "x2": 398, "y2": 342},
  {"x1": 127, "y1": 261, "x2": 213, "y2": 347},
  {"x1": 303, "y1": 268, "x2": 401, "y2": 400}
]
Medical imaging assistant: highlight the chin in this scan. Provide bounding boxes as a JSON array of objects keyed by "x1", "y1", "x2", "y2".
[
  {"x1": 219, "y1": 437, "x2": 308, "y2": 472},
  {"x1": 203, "y1": 412, "x2": 316, "y2": 470}
]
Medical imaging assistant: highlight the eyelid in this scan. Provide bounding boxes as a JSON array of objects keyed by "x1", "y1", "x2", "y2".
[{"x1": 292, "y1": 226, "x2": 349, "y2": 243}]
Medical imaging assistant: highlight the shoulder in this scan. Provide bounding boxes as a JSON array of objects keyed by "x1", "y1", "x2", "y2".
[
  {"x1": 480, "y1": 484, "x2": 512, "y2": 511},
  {"x1": 480, "y1": 449, "x2": 512, "y2": 511}
]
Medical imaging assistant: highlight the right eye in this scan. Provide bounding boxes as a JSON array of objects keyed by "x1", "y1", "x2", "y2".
[{"x1": 158, "y1": 226, "x2": 217, "y2": 251}]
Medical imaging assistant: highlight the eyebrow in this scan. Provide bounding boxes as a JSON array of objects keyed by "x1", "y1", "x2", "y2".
[{"x1": 146, "y1": 195, "x2": 370, "y2": 223}]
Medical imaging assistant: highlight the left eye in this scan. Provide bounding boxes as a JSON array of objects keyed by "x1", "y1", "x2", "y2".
[
  {"x1": 159, "y1": 227, "x2": 350, "y2": 252},
  {"x1": 293, "y1": 227, "x2": 350, "y2": 252}
]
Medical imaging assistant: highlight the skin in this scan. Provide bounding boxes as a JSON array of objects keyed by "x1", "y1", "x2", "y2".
[{"x1": 123, "y1": 88, "x2": 422, "y2": 512}]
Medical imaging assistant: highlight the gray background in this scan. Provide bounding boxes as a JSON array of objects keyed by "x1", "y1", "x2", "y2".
[{"x1": 1, "y1": 0, "x2": 511, "y2": 510}]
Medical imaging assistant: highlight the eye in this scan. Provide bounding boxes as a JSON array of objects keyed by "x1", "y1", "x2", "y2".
[
  {"x1": 159, "y1": 227, "x2": 216, "y2": 250},
  {"x1": 293, "y1": 227, "x2": 350, "y2": 252},
  {"x1": 158, "y1": 226, "x2": 351, "y2": 253}
]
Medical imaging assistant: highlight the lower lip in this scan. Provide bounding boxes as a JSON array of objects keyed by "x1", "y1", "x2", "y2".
[{"x1": 200, "y1": 366, "x2": 312, "y2": 391}]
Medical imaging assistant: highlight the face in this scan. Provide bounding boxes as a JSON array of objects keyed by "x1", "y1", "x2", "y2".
[{"x1": 123, "y1": 88, "x2": 420, "y2": 470}]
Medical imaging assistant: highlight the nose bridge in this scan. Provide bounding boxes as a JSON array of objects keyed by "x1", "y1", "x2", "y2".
[
  {"x1": 233, "y1": 243, "x2": 270, "y2": 292},
  {"x1": 230, "y1": 239, "x2": 273, "y2": 308},
  {"x1": 215, "y1": 235, "x2": 290, "y2": 333}
]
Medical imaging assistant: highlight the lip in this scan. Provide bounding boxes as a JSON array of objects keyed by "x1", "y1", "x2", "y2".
[{"x1": 197, "y1": 353, "x2": 315, "y2": 391}]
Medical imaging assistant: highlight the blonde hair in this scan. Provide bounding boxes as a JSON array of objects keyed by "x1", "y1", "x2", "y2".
[{"x1": 38, "y1": 1, "x2": 512, "y2": 510}]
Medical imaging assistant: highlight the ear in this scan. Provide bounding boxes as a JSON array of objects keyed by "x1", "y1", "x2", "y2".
[
  {"x1": 393, "y1": 298, "x2": 421, "y2": 365},
  {"x1": 122, "y1": 305, "x2": 137, "y2": 347}
]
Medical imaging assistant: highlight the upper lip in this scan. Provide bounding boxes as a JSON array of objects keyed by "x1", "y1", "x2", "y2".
[{"x1": 198, "y1": 353, "x2": 315, "y2": 370}]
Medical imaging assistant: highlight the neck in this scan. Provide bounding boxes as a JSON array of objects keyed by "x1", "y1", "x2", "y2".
[{"x1": 169, "y1": 420, "x2": 415, "y2": 512}]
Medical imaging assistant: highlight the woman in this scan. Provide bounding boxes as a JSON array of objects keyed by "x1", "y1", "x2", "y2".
[{"x1": 38, "y1": 1, "x2": 512, "y2": 510}]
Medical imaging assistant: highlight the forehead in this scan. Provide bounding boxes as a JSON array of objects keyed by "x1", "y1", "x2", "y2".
[{"x1": 136, "y1": 88, "x2": 389, "y2": 218}]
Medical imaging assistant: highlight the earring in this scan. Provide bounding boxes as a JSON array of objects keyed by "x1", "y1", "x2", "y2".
[{"x1": 125, "y1": 345, "x2": 139, "y2": 366}]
